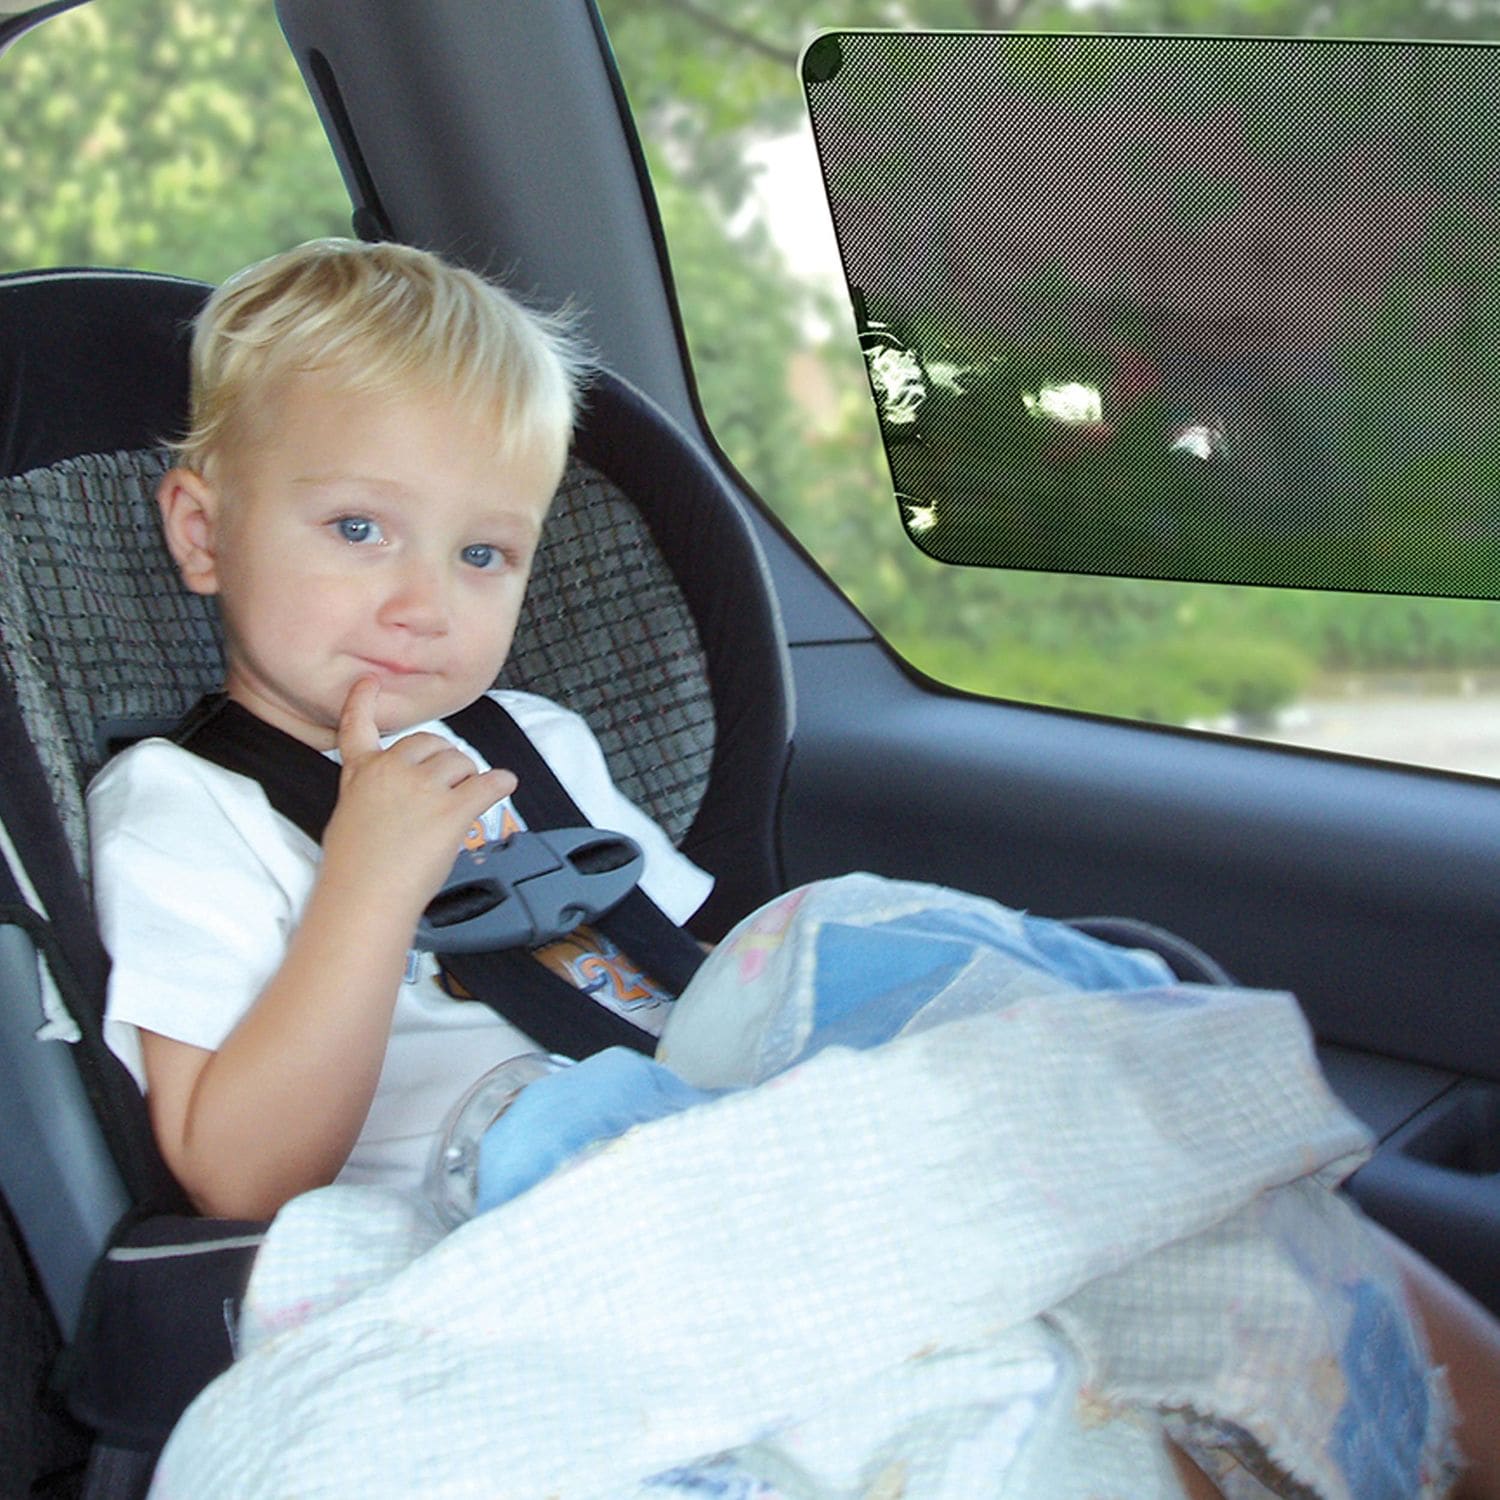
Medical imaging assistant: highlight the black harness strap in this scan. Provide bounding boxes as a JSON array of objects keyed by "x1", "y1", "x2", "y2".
[
  {"x1": 173, "y1": 694, "x2": 339, "y2": 839},
  {"x1": 173, "y1": 694, "x2": 706, "y2": 1059}
]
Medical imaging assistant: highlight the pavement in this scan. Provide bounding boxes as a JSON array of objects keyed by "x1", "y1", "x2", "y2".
[{"x1": 1244, "y1": 693, "x2": 1500, "y2": 779}]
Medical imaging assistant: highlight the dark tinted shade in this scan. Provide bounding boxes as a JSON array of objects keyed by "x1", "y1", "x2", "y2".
[{"x1": 804, "y1": 32, "x2": 1500, "y2": 597}]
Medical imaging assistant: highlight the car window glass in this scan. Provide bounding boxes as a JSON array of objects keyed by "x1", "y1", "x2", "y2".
[
  {"x1": 9, "y1": 1, "x2": 1499, "y2": 780},
  {"x1": 598, "y1": 1, "x2": 1500, "y2": 781},
  {"x1": 0, "y1": 2, "x2": 349, "y2": 284}
]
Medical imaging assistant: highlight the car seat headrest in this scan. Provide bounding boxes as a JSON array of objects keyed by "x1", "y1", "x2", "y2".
[
  {"x1": 0, "y1": 268, "x2": 208, "y2": 478},
  {"x1": 0, "y1": 266, "x2": 786, "y2": 932},
  {"x1": 0, "y1": 270, "x2": 720, "y2": 880}
]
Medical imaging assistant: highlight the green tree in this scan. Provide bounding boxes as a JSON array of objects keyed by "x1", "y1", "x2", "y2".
[{"x1": 0, "y1": 2, "x2": 349, "y2": 281}]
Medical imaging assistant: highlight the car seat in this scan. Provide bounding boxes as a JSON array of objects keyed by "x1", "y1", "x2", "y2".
[
  {"x1": 0, "y1": 262, "x2": 1230, "y2": 1499},
  {"x1": 0, "y1": 262, "x2": 793, "y2": 1497}
]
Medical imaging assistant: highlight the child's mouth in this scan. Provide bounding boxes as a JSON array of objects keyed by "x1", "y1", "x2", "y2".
[{"x1": 357, "y1": 658, "x2": 431, "y2": 679}]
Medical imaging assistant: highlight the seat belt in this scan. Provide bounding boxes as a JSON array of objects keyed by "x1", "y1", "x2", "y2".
[{"x1": 172, "y1": 694, "x2": 706, "y2": 1059}]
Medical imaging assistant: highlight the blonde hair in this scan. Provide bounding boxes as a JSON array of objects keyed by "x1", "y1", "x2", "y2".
[{"x1": 177, "y1": 238, "x2": 588, "y2": 478}]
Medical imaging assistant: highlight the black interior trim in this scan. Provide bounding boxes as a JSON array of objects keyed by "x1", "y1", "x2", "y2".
[
  {"x1": 783, "y1": 638, "x2": 1500, "y2": 1082},
  {"x1": 304, "y1": 49, "x2": 390, "y2": 242},
  {"x1": 0, "y1": 1, "x2": 89, "y2": 60}
]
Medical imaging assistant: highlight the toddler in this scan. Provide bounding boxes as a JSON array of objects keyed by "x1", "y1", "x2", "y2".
[
  {"x1": 89, "y1": 238, "x2": 1500, "y2": 1497},
  {"x1": 88, "y1": 237, "x2": 712, "y2": 1221}
]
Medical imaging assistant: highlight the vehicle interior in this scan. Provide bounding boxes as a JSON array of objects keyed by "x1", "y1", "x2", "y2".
[{"x1": 3, "y1": 1, "x2": 1499, "y2": 1495}]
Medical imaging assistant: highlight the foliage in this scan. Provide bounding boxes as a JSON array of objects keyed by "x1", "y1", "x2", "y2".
[
  {"x1": 602, "y1": 0, "x2": 1500, "y2": 724},
  {"x1": 0, "y1": 2, "x2": 349, "y2": 282}
]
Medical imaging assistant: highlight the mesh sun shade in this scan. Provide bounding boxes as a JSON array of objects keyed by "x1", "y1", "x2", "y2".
[{"x1": 803, "y1": 31, "x2": 1500, "y2": 595}]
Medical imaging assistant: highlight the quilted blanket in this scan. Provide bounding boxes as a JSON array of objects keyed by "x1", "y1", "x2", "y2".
[{"x1": 148, "y1": 875, "x2": 1458, "y2": 1499}]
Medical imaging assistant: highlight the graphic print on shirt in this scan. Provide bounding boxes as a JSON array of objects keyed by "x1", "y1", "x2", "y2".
[
  {"x1": 464, "y1": 799, "x2": 523, "y2": 851},
  {"x1": 533, "y1": 925, "x2": 672, "y2": 1014}
]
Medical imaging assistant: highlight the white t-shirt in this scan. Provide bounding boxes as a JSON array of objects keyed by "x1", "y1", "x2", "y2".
[{"x1": 88, "y1": 689, "x2": 713, "y2": 1192}]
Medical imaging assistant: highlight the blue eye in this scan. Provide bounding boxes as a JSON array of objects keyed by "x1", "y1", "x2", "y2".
[
  {"x1": 334, "y1": 516, "x2": 383, "y2": 545},
  {"x1": 461, "y1": 543, "x2": 500, "y2": 570}
]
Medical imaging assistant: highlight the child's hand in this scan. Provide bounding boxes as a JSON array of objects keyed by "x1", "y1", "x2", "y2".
[{"x1": 321, "y1": 677, "x2": 518, "y2": 920}]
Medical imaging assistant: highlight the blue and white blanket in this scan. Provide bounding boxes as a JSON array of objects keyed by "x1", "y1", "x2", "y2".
[{"x1": 149, "y1": 875, "x2": 1458, "y2": 1499}]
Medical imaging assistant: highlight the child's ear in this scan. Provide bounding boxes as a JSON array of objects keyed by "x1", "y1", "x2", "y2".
[{"x1": 157, "y1": 467, "x2": 223, "y2": 596}]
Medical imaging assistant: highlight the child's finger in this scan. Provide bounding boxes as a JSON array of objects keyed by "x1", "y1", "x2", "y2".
[
  {"x1": 484, "y1": 765, "x2": 518, "y2": 802},
  {"x1": 463, "y1": 766, "x2": 517, "y2": 817},
  {"x1": 405, "y1": 741, "x2": 515, "y2": 798},
  {"x1": 337, "y1": 676, "x2": 384, "y2": 763},
  {"x1": 393, "y1": 738, "x2": 513, "y2": 794}
]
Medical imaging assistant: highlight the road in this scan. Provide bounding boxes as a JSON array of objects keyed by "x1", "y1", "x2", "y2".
[{"x1": 1244, "y1": 693, "x2": 1500, "y2": 780}]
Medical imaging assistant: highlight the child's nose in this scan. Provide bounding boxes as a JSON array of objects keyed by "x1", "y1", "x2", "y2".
[{"x1": 379, "y1": 557, "x2": 450, "y2": 635}]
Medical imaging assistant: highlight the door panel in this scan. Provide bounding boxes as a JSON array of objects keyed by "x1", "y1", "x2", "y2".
[
  {"x1": 276, "y1": 0, "x2": 1500, "y2": 1314},
  {"x1": 782, "y1": 639, "x2": 1500, "y2": 1309},
  {"x1": 783, "y1": 640, "x2": 1500, "y2": 1075}
]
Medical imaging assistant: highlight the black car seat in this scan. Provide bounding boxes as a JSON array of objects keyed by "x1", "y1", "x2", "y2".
[
  {"x1": 0, "y1": 262, "x2": 1230, "y2": 1500},
  {"x1": 0, "y1": 263, "x2": 793, "y2": 1495}
]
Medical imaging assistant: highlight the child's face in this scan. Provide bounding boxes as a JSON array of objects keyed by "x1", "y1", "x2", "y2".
[{"x1": 172, "y1": 371, "x2": 559, "y2": 748}]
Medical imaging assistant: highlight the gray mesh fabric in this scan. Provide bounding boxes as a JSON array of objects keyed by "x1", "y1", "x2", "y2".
[
  {"x1": 0, "y1": 448, "x2": 713, "y2": 879},
  {"x1": 0, "y1": 449, "x2": 222, "y2": 875},
  {"x1": 503, "y1": 462, "x2": 714, "y2": 844},
  {"x1": 803, "y1": 32, "x2": 1500, "y2": 595}
]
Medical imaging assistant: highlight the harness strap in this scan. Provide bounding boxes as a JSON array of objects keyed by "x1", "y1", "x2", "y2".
[
  {"x1": 442, "y1": 698, "x2": 706, "y2": 997},
  {"x1": 174, "y1": 694, "x2": 705, "y2": 1059}
]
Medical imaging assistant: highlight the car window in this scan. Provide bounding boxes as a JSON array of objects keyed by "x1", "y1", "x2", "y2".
[
  {"x1": 597, "y1": 2, "x2": 1500, "y2": 780},
  {"x1": 9, "y1": 0, "x2": 1500, "y2": 780},
  {"x1": 0, "y1": 1, "x2": 349, "y2": 284}
]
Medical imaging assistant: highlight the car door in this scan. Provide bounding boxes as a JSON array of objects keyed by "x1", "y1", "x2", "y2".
[{"x1": 269, "y1": 0, "x2": 1500, "y2": 1314}]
